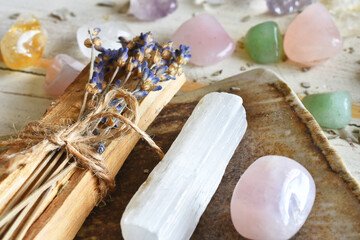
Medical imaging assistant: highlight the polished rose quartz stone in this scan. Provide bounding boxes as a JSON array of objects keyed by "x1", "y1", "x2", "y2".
[
  {"x1": 45, "y1": 54, "x2": 85, "y2": 96},
  {"x1": 171, "y1": 14, "x2": 235, "y2": 66},
  {"x1": 230, "y1": 155, "x2": 316, "y2": 240},
  {"x1": 284, "y1": 3, "x2": 343, "y2": 67}
]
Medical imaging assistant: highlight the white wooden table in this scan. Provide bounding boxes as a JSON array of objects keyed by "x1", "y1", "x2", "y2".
[{"x1": 0, "y1": 0, "x2": 359, "y2": 182}]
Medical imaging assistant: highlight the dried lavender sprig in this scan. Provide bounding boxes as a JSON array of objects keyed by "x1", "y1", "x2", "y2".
[
  {"x1": 99, "y1": 79, "x2": 162, "y2": 137},
  {"x1": 82, "y1": 31, "x2": 191, "y2": 152},
  {"x1": 78, "y1": 28, "x2": 102, "y2": 120},
  {"x1": 103, "y1": 47, "x2": 129, "y2": 95}
]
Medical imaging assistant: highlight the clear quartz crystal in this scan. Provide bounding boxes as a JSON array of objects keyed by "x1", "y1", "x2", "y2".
[
  {"x1": 194, "y1": 0, "x2": 225, "y2": 5},
  {"x1": 121, "y1": 92, "x2": 247, "y2": 240},
  {"x1": 76, "y1": 22, "x2": 132, "y2": 58}
]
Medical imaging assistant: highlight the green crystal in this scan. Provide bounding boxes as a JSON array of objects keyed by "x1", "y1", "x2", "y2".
[
  {"x1": 302, "y1": 91, "x2": 352, "y2": 129},
  {"x1": 244, "y1": 21, "x2": 284, "y2": 64}
]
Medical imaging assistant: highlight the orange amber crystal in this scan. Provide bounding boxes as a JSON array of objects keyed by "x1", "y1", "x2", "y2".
[{"x1": 0, "y1": 14, "x2": 47, "y2": 69}]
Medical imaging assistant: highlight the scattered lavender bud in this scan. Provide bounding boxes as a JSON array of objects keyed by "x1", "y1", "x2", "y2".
[{"x1": 230, "y1": 87, "x2": 241, "y2": 91}]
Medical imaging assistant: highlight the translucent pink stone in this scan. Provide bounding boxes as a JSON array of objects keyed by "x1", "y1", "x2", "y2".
[
  {"x1": 129, "y1": 0, "x2": 177, "y2": 21},
  {"x1": 45, "y1": 54, "x2": 85, "y2": 96},
  {"x1": 171, "y1": 14, "x2": 235, "y2": 66},
  {"x1": 284, "y1": 3, "x2": 343, "y2": 67},
  {"x1": 230, "y1": 155, "x2": 316, "y2": 240}
]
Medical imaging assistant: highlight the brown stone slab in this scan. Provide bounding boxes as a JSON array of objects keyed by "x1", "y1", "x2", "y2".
[{"x1": 77, "y1": 68, "x2": 360, "y2": 240}]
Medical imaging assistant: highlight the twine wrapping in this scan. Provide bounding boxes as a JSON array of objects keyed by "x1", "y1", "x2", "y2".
[{"x1": 0, "y1": 88, "x2": 164, "y2": 200}]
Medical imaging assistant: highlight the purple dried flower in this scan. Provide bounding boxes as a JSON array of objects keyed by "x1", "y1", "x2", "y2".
[
  {"x1": 97, "y1": 143, "x2": 105, "y2": 153},
  {"x1": 155, "y1": 65, "x2": 168, "y2": 75},
  {"x1": 116, "y1": 105, "x2": 123, "y2": 112},
  {"x1": 114, "y1": 80, "x2": 121, "y2": 87},
  {"x1": 152, "y1": 77, "x2": 160, "y2": 84},
  {"x1": 141, "y1": 67, "x2": 150, "y2": 81},
  {"x1": 101, "y1": 117, "x2": 107, "y2": 124},
  {"x1": 81, "y1": 30, "x2": 192, "y2": 150},
  {"x1": 93, "y1": 129, "x2": 100, "y2": 135},
  {"x1": 133, "y1": 90, "x2": 149, "y2": 99},
  {"x1": 152, "y1": 85, "x2": 162, "y2": 91}
]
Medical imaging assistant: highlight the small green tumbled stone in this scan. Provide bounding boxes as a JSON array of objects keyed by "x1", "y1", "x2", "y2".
[
  {"x1": 244, "y1": 21, "x2": 284, "y2": 64},
  {"x1": 302, "y1": 91, "x2": 352, "y2": 129}
]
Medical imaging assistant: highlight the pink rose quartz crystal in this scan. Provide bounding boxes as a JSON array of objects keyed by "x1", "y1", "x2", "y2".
[
  {"x1": 171, "y1": 14, "x2": 235, "y2": 66},
  {"x1": 231, "y1": 155, "x2": 316, "y2": 240},
  {"x1": 284, "y1": 3, "x2": 343, "y2": 67},
  {"x1": 45, "y1": 54, "x2": 85, "y2": 96}
]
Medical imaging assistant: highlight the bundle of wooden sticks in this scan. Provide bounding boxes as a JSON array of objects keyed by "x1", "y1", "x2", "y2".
[{"x1": 0, "y1": 31, "x2": 189, "y2": 239}]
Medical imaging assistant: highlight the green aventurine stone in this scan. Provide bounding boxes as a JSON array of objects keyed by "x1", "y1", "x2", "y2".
[
  {"x1": 302, "y1": 91, "x2": 352, "y2": 129},
  {"x1": 244, "y1": 21, "x2": 284, "y2": 64}
]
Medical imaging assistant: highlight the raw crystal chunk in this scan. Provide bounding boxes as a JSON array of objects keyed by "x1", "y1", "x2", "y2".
[
  {"x1": 0, "y1": 14, "x2": 47, "y2": 69},
  {"x1": 121, "y1": 92, "x2": 247, "y2": 240},
  {"x1": 45, "y1": 54, "x2": 85, "y2": 96},
  {"x1": 129, "y1": 0, "x2": 178, "y2": 21},
  {"x1": 284, "y1": 3, "x2": 343, "y2": 67},
  {"x1": 77, "y1": 22, "x2": 132, "y2": 58},
  {"x1": 231, "y1": 155, "x2": 316, "y2": 240},
  {"x1": 244, "y1": 21, "x2": 284, "y2": 64},
  {"x1": 302, "y1": 91, "x2": 351, "y2": 129},
  {"x1": 266, "y1": 0, "x2": 314, "y2": 15},
  {"x1": 171, "y1": 14, "x2": 235, "y2": 66},
  {"x1": 194, "y1": 0, "x2": 225, "y2": 5}
]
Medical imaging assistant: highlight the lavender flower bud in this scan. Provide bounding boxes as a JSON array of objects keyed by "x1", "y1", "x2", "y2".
[{"x1": 97, "y1": 143, "x2": 105, "y2": 153}]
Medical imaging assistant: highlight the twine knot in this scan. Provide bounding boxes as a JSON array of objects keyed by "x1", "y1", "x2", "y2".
[
  {"x1": 0, "y1": 89, "x2": 164, "y2": 201},
  {"x1": 49, "y1": 130, "x2": 67, "y2": 146}
]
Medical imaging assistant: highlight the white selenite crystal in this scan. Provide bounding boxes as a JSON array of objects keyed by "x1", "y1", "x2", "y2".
[{"x1": 121, "y1": 92, "x2": 247, "y2": 240}]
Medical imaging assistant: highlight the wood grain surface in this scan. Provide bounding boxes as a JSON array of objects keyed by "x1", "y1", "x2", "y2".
[
  {"x1": 0, "y1": 0, "x2": 360, "y2": 136},
  {"x1": 76, "y1": 69, "x2": 360, "y2": 240}
]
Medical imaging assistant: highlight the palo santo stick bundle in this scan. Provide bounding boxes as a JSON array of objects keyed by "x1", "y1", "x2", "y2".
[{"x1": 0, "y1": 31, "x2": 190, "y2": 239}]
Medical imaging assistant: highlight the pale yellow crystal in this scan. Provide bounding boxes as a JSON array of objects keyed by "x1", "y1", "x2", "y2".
[{"x1": 0, "y1": 14, "x2": 47, "y2": 69}]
